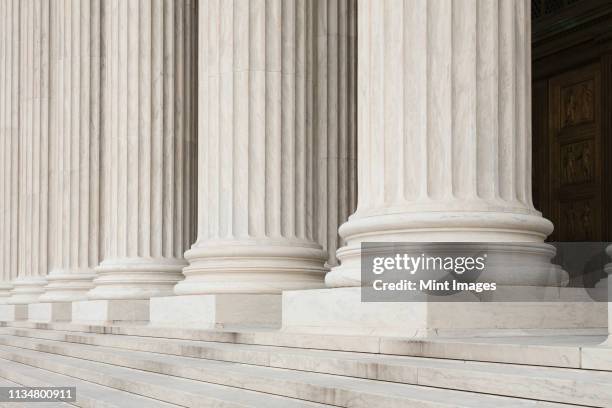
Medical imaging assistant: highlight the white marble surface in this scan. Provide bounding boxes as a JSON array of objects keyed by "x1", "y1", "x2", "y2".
[
  {"x1": 89, "y1": 0, "x2": 197, "y2": 300},
  {"x1": 41, "y1": 0, "x2": 100, "y2": 303},
  {"x1": 0, "y1": 304, "x2": 26, "y2": 321},
  {"x1": 150, "y1": 294, "x2": 281, "y2": 329},
  {"x1": 0, "y1": 0, "x2": 20, "y2": 298},
  {"x1": 28, "y1": 302, "x2": 71, "y2": 323},
  {"x1": 282, "y1": 287, "x2": 607, "y2": 337},
  {"x1": 72, "y1": 299, "x2": 149, "y2": 324},
  {"x1": 326, "y1": 0, "x2": 555, "y2": 288}
]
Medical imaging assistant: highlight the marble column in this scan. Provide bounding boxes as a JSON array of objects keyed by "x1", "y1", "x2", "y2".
[
  {"x1": 87, "y1": 0, "x2": 197, "y2": 300},
  {"x1": 39, "y1": 0, "x2": 101, "y2": 302},
  {"x1": 325, "y1": 0, "x2": 556, "y2": 287},
  {"x1": 313, "y1": 0, "x2": 358, "y2": 268},
  {"x1": 0, "y1": 0, "x2": 20, "y2": 303},
  {"x1": 175, "y1": 0, "x2": 328, "y2": 295},
  {"x1": 10, "y1": 0, "x2": 52, "y2": 304}
]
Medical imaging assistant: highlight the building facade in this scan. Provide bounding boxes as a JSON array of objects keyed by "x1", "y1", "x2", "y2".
[{"x1": 0, "y1": 0, "x2": 610, "y2": 340}]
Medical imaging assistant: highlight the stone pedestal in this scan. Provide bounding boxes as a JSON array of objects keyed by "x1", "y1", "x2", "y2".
[
  {"x1": 0, "y1": 305, "x2": 27, "y2": 322},
  {"x1": 28, "y1": 302, "x2": 71, "y2": 323},
  {"x1": 282, "y1": 287, "x2": 607, "y2": 337},
  {"x1": 72, "y1": 300, "x2": 149, "y2": 325},
  {"x1": 150, "y1": 295, "x2": 281, "y2": 330}
]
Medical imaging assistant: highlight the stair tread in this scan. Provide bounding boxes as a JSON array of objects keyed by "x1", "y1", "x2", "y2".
[
  {"x1": 0, "y1": 357, "x2": 178, "y2": 407},
  {"x1": 0, "y1": 345, "x2": 331, "y2": 408},
  {"x1": 2, "y1": 327, "x2": 610, "y2": 382},
  {"x1": 0, "y1": 340, "x2": 575, "y2": 408},
  {"x1": 5, "y1": 321, "x2": 607, "y2": 369}
]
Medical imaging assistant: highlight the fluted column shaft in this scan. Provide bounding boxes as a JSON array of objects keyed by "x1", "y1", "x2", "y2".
[
  {"x1": 40, "y1": 0, "x2": 101, "y2": 302},
  {"x1": 0, "y1": 0, "x2": 20, "y2": 303},
  {"x1": 176, "y1": 0, "x2": 329, "y2": 295},
  {"x1": 89, "y1": 0, "x2": 197, "y2": 300},
  {"x1": 327, "y1": 0, "x2": 554, "y2": 287},
  {"x1": 313, "y1": 0, "x2": 358, "y2": 267},
  {"x1": 10, "y1": 0, "x2": 52, "y2": 304}
]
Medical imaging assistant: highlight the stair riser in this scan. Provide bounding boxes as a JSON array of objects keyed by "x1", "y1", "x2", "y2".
[
  {"x1": 0, "y1": 349, "x2": 287, "y2": 408},
  {"x1": 0, "y1": 336, "x2": 609, "y2": 407},
  {"x1": 0, "y1": 346, "x2": 519, "y2": 408},
  {"x1": 6, "y1": 322, "x2": 607, "y2": 371},
  {"x1": 0, "y1": 338, "x2": 346, "y2": 406}
]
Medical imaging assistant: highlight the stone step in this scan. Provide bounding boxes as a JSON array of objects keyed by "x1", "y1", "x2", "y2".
[
  {"x1": 0, "y1": 345, "x2": 330, "y2": 408},
  {"x1": 0, "y1": 358, "x2": 178, "y2": 408},
  {"x1": 0, "y1": 333, "x2": 605, "y2": 407},
  {"x1": 2, "y1": 321, "x2": 608, "y2": 370},
  {"x1": 0, "y1": 343, "x2": 575, "y2": 408}
]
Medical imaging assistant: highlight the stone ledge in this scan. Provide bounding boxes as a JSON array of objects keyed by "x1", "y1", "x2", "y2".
[
  {"x1": 28, "y1": 302, "x2": 71, "y2": 323},
  {"x1": 282, "y1": 287, "x2": 608, "y2": 337},
  {"x1": 72, "y1": 300, "x2": 149, "y2": 324},
  {"x1": 0, "y1": 305, "x2": 27, "y2": 322},
  {"x1": 150, "y1": 294, "x2": 281, "y2": 329}
]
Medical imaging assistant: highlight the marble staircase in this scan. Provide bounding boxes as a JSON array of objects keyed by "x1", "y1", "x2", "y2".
[{"x1": 0, "y1": 322, "x2": 610, "y2": 407}]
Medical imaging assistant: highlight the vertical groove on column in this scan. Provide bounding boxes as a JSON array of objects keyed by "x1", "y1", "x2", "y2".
[
  {"x1": 313, "y1": 0, "x2": 357, "y2": 267},
  {"x1": 41, "y1": 0, "x2": 101, "y2": 302},
  {"x1": 0, "y1": 0, "x2": 17, "y2": 301},
  {"x1": 498, "y1": 0, "x2": 516, "y2": 203},
  {"x1": 91, "y1": 0, "x2": 197, "y2": 300},
  {"x1": 451, "y1": 0, "x2": 477, "y2": 199},
  {"x1": 476, "y1": 0, "x2": 499, "y2": 200},
  {"x1": 11, "y1": 0, "x2": 51, "y2": 304},
  {"x1": 179, "y1": 0, "x2": 327, "y2": 295}
]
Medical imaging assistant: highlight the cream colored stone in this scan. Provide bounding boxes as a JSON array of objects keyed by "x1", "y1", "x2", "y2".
[
  {"x1": 27, "y1": 302, "x2": 71, "y2": 323},
  {"x1": 7, "y1": 0, "x2": 52, "y2": 304},
  {"x1": 0, "y1": 0, "x2": 19, "y2": 302},
  {"x1": 0, "y1": 304, "x2": 27, "y2": 322},
  {"x1": 89, "y1": 0, "x2": 197, "y2": 300},
  {"x1": 326, "y1": 0, "x2": 556, "y2": 288},
  {"x1": 150, "y1": 294, "x2": 281, "y2": 329},
  {"x1": 177, "y1": 0, "x2": 331, "y2": 295},
  {"x1": 282, "y1": 287, "x2": 606, "y2": 337},
  {"x1": 72, "y1": 299, "x2": 149, "y2": 324},
  {"x1": 40, "y1": 0, "x2": 101, "y2": 303}
]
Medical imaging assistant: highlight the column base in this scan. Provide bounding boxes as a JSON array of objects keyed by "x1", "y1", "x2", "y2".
[
  {"x1": 177, "y1": 239, "x2": 327, "y2": 294},
  {"x1": 8, "y1": 276, "x2": 47, "y2": 304},
  {"x1": 327, "y1": 211, "x2": 557, "y2": 287},
  {"x1": 39, "y1": 270, "x2": 95, "y2": 302},
  {"x1": 282, "y1": 287, "x2": 607, "y2": 337},
  {"x1": 88, "y1": 258, "x2": 185, "y2": 300},
  {"x1": 150, "y1": 294, "x2": 281, "y2": 329},
  {"x1": 28, "y1": 302, "x2": 72, "y2": 323},
  {"x1": 0, "y1": 305, "x2": 28, "y2": 322},
  {"x1": 72, "y1": 300, "x2": 149, "y2": 324},
  {"x1": 0, "y1": 283, "x2": 12, "y2": 304}
]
